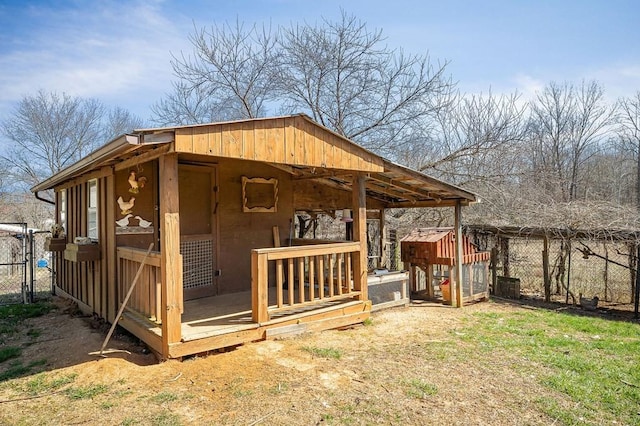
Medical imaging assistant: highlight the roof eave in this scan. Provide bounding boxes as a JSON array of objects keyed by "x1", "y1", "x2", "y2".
[{"x1": 30, "y1": 134, "x2": 142, "y2": 193}]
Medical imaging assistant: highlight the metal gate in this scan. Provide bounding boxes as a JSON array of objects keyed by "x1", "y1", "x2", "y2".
[
  {"x1": 0, "y1": 223, "x2": 28, "y2": 304},
  {"x1": 0, "y1": 223, "x2": 53, "y2": 305}
]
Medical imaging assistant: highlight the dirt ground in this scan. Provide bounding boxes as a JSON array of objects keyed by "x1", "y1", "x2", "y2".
[{"x1": 0, "y1": 296, "x2": 635, "y2": 425}]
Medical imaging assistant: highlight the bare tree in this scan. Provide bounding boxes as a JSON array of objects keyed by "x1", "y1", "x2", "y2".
[
  {"x1": 1, "y1": 90, "x2": 105, "y2": 190},
  {"x1": 278, "y1": 11, "x2": 453, "y2": 157},
  {"x1": 527, "y1": 81, "x2": 614, "y2": 202},
  {"x1": 419, "y1": 91, "x2": 527, "y2": 184},
  {"x1": 616, "y1": 91, "x2": 640, "y2": 210},
  {"x1": 0, "y1": 91, "x2": 142, "y2": 195},
  {"x1": 152, "y1": 20, "x2": 279, "y2": 125},
  {"x1": 153, "y1": 13, "x2": 453, "y2": 158},
  {"x1": 104, "y1": 106, "x2": 146, "y2": 139}
]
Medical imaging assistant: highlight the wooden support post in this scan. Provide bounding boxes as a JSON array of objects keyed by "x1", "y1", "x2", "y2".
[
  {"x1": 453, "y1": 201, "x2": 464, "y2": 308},
  {"x1": 379, "y1": 208, "x2": 386, "y2": 269},
  {"x1": 490, "y1": 247, "x2": 497, "y2": 295},
  {"x1": 352, "y1": 173, "x2": 368, "y2": 301},
  {"x1": 426, "y1": 264, "x2": 435, "y2": 299},
  {"x1": 501, "y1": 237, "x2": 510, "y2": 277},
  {"x1": 543, "y1": 235, "x2": 551, "y2": 302},
  {"x1": 160, "y1": 153, "x2": 182, "y2": 358},
  {"x1": 251, "y1": 250, "x2": 269, "y2": 323}
]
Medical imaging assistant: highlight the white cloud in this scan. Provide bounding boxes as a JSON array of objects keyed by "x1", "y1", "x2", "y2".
[{"x1": 0, "y1": 1, "x2": 189, "y2": 119}]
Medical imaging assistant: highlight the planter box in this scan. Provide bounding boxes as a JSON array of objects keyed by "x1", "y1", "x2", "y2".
[
  {"x1": 44, "y1": 237, "x2": 67, "y2": 252},
  {"x1": 64, "y1": 243, "x2": 101, "y2": 262}
]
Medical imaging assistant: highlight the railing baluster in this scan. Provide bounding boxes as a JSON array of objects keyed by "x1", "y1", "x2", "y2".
[
  {"x1": 309, "y1": 256, "x2": 316, "y2": 301},
  {"x1": 318, "y1": 255, "x2": 324, "y2": 300},
  {"x1": 276, "y1": 258, "x2": 284, "y2": 308},
  {"x1": 345, "y1": 252, "x2": 352, "y2": 294},
  {"x1": 337, "y1": 253, "x2": 343, "y2": 295},
  {"x1": 298, "y1": 257, "x2": 305, "y2": 303},
  {"x1": 288, "y1": 258, "x2": 295, "y2": 306},
  {"x1": 329, "y1": 254, "x2": 335, "y2": 297}
]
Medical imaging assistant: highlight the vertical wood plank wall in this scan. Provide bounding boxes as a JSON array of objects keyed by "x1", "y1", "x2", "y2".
[{"x1": 54, "y1": 173, "x2": 114, "y2": 321}]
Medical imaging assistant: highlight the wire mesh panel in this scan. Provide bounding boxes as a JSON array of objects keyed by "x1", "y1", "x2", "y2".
[
  {"x1": 180, "y1": 238, "x2": 214, "y2": 289},
  {"x1": 469, "y1": 229, "x2": 635, "y2": 304},
  {"x1": 0, "y1": 224, "x2": 27, "y2": 305}
]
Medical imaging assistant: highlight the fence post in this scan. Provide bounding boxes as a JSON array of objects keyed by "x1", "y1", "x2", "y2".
[
  {"x1": 565, "y1": 240, "x2": 572, "y2": 305},
  {"x1": 635, "y1": 244, "x2": 639, "y2": 319},
  {"x1": 543, "y1": 236, "x2": 550, "y2": 302},
  {"x1": 28, "y1": 229, "x2": 34, "y2": 303}
]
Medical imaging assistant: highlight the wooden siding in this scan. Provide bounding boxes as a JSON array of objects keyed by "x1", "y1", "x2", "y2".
[
  {"x1": 117, "y1": 247, "x2": 162, "y2": 322},
  {"x1": 54, "y1": 173, "x2": 116, "y2": 321},
  {"x1": 174, "y1": 116, "x2": 384, "y2": 172}
]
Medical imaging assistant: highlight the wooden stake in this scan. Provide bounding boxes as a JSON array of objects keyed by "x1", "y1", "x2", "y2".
[{"x1": 94, "y1": 243, "x2": 154, "y2": 356}]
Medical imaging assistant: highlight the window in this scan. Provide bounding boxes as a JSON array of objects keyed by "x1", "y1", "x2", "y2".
[
  {"x1": 59, "y1": 189, "x2": 66, "y2": 235},
  {"x1": 87, "y1": 180, "x2": 98, "y2": 240}
]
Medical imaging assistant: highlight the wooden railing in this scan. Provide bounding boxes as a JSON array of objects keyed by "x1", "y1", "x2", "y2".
[
  {"x1": 251, "y1": 242, "x2": 363, "y2": 323},
  {"x1": 117, "y1": 247, "x2": 162, "y2": 323}
]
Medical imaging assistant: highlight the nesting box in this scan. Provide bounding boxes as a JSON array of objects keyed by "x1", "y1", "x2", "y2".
[
  {"x1": 64, "y1": 243, "x2": 101, "y2": 262},
  {"x1": 44, "y1": 237, "x2": 67, "y2": 252},
  {"x1": 401, "y1": 228, "x2": 490, "y2": 304}
]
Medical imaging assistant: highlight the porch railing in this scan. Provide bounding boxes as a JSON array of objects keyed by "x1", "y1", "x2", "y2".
[
  {"x1": 117, "y1": 247, "x2": 162, "y2": 323},
  {"x1": 251, "y1": 242, "x2": 363, "y2": 322}
]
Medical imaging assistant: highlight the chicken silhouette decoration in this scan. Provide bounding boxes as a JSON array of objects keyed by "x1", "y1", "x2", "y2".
[
  {"x1": 115, "y1": 214, "x2": 133, "y2": 228},
  {"x1": 135, "y1": 216, "x2": 152, "y2": 228},
  {"x1": 128, "y1": 171, "x2": 147, "y2": 194},
  {"x1": 117, "y1": 196, "x2": 135, "y2": 215}
]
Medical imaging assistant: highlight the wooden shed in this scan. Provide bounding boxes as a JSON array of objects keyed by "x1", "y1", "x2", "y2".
[
  {"x1": 31, "y1": 114, "x2": 478, "y2": 360},
  {"x1": 401, "y1": 228, "x2": 490, "y2": 304}
]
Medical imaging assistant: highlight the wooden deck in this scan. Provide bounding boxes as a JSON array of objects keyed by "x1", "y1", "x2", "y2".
[{"x1": 120, "y1": 287, "x2": 369, "y2": 359}]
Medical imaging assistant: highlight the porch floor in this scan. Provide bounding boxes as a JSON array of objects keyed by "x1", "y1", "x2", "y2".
[{"x1": 130, "y1": 287, "x2": 361, "y2": 342}]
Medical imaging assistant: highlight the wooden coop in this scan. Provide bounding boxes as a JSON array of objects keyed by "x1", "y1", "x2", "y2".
[
  {"x1": 31, "y1": 114, "x2": 479, "y2": 360},
  {"x1": 401, "y1": 228, "x2": 490, "y2": 304}
]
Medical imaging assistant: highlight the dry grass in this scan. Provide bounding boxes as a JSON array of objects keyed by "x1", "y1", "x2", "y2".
[{"x1": 0, "y1": 296, "x2": 637, "y2": 425}]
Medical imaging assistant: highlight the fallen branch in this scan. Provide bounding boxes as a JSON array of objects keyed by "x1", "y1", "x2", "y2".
[
  {"x1": 247, "y1": 410, "x2": 275, "y2": 426},
  {"x1": 0, "y1": 386, "x2": 71, "y2": 404},
  {"x1": 165, "y1": 372, "x2": 182, "y2": 382},
  {"x1": 621, "y1": 379, "x2": 639, "y2": 388}
]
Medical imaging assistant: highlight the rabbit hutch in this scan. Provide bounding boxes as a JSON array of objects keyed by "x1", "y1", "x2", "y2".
[
  {"x1": 401, "y1": 228, "x2": 490, "y2": 305},
  {"x1": 31, "y1": 114, "x2": 479, "y2": 360}
]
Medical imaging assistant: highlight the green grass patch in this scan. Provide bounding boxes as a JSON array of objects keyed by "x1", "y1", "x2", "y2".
[
  {"x1": 151, "y1": 391, "x2": 180, "y2": 404},
  {"x1": 25, "y1": 372, "x2": 77, "y2": 395},
  {"x1": 65, "y1": 383, "x2": 108, "y2": 400},
  {"x1": 403, "y1": 378, "x2": 438, "y2": 399},
  {"x1": 0, "y1": 346, "x2": 21, "y2": 363},
  {"x1": 151, "y1": 411, "x2": 183, "y2": 426},
  {"x1": 458, "y1": 310, "x2": 640, "y2": 425},
  {"x1": 0, "y1": 359, "x2": 48, "y2": 382},
  {"x1": 0, "y1": 302, "x2": 54, "y2": 323},
  {"x1": 302, "y1": 346, "x2": 342, "y2": 359},
  {"x1": 363, "y1": 318, "x2": 374, "y2": 326}
]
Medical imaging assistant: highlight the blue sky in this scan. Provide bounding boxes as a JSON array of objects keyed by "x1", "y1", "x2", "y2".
[{"x1": 0, "y1": 0, "x2": 638, "y2": 122}]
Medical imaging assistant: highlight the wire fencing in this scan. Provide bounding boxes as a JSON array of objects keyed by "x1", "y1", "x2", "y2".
[
  {"x1": 470, "y1": 231, "x2": 635, "y2": 304},
  {"x1": 0, "y1": 224, "x2": 54, "y2": 305}
]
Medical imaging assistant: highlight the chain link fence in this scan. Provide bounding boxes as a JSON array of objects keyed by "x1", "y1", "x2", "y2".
[
  {"x1": 0, "y1": 224, "x2": 54, "y2": 305},
  {"x1": 469, "y1": 229, "x2": 635, "y2": 304}
]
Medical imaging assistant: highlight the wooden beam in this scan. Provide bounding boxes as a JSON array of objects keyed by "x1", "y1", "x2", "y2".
[
  {"x1": 385, "y1": 199, "x2": 471, "y2": 209},
  {"x1": 115, "y1": 144, "x2": 172, "y2": 171},
  {"x1": 369, "y1": 173, "x2": 441, "y2": 200},
  {"x1": 453, "y1": 201, "x2": 464, "y2": 308},
  {"x1": 159, "y1": 153, "x2": 182, "y2": 358},
  {"x1": 379, "y1": 208, "x2": 386, "y2": 269},
  {"x1": 352, "y1": 173, "x2": 368, "y2": 301}
]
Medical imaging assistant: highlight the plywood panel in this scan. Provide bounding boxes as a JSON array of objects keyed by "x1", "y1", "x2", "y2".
[{"x1": 216, "y1": 158, "x2": 293, "y2": 295}]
